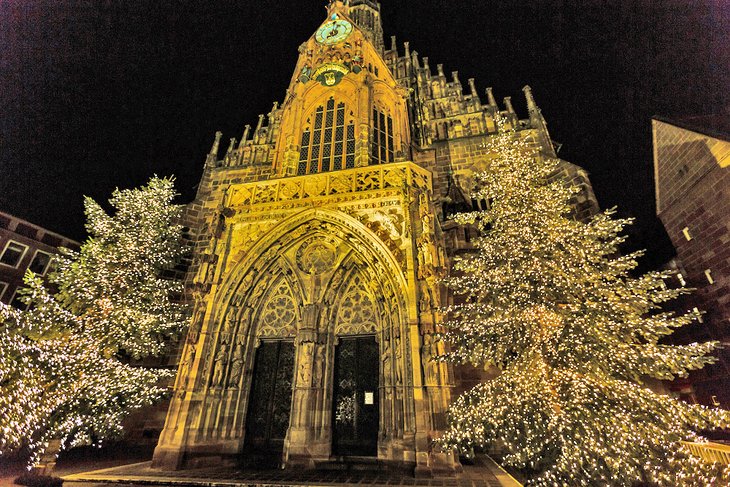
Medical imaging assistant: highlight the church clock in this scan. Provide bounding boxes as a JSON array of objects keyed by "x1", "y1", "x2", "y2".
[{"x1": 315, "y1": 19, "x2": 353, "y2": 45}]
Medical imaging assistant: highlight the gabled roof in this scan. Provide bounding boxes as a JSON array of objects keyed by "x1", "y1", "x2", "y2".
[{"x1": 653, "y1": 113, "x2": 730, "y2": 143}]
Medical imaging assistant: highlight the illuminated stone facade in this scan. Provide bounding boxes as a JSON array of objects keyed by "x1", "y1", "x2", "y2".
[{"x1": 152, "y1": 0, "x2": 598, "y2": 473}]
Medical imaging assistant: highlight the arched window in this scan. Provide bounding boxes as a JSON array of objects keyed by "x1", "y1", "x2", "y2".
[
  {"x1": 371, "y1": 106, "x2": 393, "y2": 164},
  {"x1": 298, "y1": 97, "x2": 355, "y2": 175}
]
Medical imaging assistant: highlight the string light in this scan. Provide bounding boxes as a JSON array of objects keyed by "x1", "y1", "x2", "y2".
[
  {"x1": 0, "y1": 177, "x2": 186, "y2": 468},
  {"x1": 436, "y1": 118, "x2": 730, "y2": 485}
]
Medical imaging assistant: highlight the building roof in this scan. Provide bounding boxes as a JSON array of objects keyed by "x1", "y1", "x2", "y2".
[
  {"x1": 653, "y1": 112, "x2": 730, "y2": 143},
  {"x1": 0, "y1": 210, "x2": 80, "y2": 248}
]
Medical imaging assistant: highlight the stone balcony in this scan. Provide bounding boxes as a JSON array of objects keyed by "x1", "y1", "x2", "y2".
[{"x1": 228, "y1": 161, "x2": 432, "y2": 210}]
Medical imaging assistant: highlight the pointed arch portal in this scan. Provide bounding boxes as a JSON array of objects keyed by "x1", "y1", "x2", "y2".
[{"x1": 154, "y1": 208, "x2": 436, "y2": 470}]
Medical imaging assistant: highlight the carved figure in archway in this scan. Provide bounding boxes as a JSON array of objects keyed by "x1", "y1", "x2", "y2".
[
  {"x1": 422, "y1": 333, "x2": 440, "y2": 385},
  {"x1": 211, "y1": 342, "x2": 229, "y2": 387},
  {"x1": 228, "y1": 344, "x2": 244, "y2": 387},
  {"x1": 298, "y1": 341, "x2": 314, "y2": 385}
]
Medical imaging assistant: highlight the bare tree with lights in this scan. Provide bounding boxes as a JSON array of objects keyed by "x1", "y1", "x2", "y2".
[
  {"x1": 0, "y1": 177, "x2": 186, "y2": 468},
  {"x1": 437, "y1": 119, "x2": 730, "y2": 486}
]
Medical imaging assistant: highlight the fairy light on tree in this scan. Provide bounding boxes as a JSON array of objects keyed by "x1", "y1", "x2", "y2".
[
  {"x1": 437, "y1": 118, "x2": 730, "y2": 485},
  {"x1": 0, "y1": 177, "x2": 187, "y2": 468}
]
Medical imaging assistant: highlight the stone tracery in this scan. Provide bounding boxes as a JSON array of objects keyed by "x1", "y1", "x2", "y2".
[
  {"x1": 257, "y1": 277, "x2": 298, "y2": 338},
  {"x1": 335, "y1": 272, "x2": 378, "y2": 336}
]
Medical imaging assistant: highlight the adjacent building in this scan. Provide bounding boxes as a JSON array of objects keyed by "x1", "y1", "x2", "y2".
[
  {"x1": 152, "y1": 0, "x2": 598, "y2": 473},
  {"x1": 0, "y1": 210, "x2": 79, "y2": 309},
  {"x1": 653, "y1": 115, "x2": 730, "y2": 408}
]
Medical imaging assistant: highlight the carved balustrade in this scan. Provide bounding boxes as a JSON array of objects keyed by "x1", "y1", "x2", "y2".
[{"x1": 228, "y1": 161, "x2": 431, "y2": 209}]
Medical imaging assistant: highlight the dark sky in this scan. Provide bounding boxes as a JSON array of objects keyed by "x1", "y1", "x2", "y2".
[{"x1": 1, "y1": 0, "x2": 728, "y2": 271}]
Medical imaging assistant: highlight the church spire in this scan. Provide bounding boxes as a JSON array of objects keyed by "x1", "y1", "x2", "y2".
[{"x1": 344, "y1": 0, "x2": 384, "y2": 52}]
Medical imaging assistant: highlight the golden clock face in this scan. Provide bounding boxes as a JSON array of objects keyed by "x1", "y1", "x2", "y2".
[{"x1": 315, "y1": 19, "x2": 353, "y2": 45}]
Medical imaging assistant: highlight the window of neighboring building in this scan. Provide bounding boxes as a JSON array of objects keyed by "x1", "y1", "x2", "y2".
[
  {"x1": 9, "y1": 288, "x2": 29, "y2": 310},
  {"x1": 677, "y1": 272, "x2": 686, "y2": 287},
  {"x1": 0, "y1": 281, "x2": 7, "y2": 301},
  {"x1": 370, "y1": 106, "x2": 394, "y2": 164},
  {"x1": 0, "y1": 241, "x2": 28, "y2": 268},
  {"x1": 297, "y1": 97, "x2": 355, "y2": 175},
  {"x1": 28, "y1": 250, "x2": 53, "y2": 275}
]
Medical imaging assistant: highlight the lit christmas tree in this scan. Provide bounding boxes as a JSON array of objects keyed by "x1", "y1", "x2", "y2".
[
  {"x1": 438, "y1": 119, "x2": 730, "y2": 486},
  {"x1": 0, "y1": 177, "x2": 186, "y2": 467}
]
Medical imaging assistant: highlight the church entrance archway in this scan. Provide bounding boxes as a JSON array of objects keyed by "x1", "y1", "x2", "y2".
[
  {"x1": 332, "y1": 335, "x2": 379, "y2": 457},
  {"x1": 243, "y1": 340, "x2": 295, "y2": 458}
]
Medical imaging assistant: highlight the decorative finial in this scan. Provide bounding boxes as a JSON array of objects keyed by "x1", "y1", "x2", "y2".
[
  {"x1": 226, "y1": 138, "x2": 236, "y2": 154},
  {"x1": 238, "y1": 125, "x2": 251, "y2": 149},
  {"x1": 468, "y1": 78, "x2": 477, "y2": 97},
  {"x1": 486, "y1": 87, "x2": 497, "y2": 107},
  {"x1": 504, "y1": 96, "x2": 515, "y2": 113},
  {"x1": 522, "y1": 85, "x2": 539, "y2": 113},
  {"x1": 209, "y1": 131, "x2": 222, "y2": 156}
]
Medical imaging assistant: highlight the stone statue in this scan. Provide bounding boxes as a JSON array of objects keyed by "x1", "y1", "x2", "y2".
[
  {"x1": 298, "y1": 342, "x2": 314, "y2": 385},
  {"x1": 211, "y1": 342, "x2": 229, "y2": 387},
  {"x1": 228, "y1": 345, "x2": 244, "y2": 387}
]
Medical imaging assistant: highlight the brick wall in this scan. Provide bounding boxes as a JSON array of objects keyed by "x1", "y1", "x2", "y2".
[{"x1": 654, "y1": 119, "x2": 730, "y2": 407}]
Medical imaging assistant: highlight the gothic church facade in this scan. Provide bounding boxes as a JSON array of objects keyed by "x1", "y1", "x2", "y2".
[{"x1": 152, "y1": 0, "x2": 598, "y2": 474}]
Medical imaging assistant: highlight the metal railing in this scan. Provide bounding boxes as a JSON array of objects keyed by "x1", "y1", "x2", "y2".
[{"x1": 683, "y1": 441, "x2": 730, "y2": 464}]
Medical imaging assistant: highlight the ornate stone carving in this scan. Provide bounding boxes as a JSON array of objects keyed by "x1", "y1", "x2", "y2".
[
  {"x1": 422, "y1": 333, "x2": 440, "y2": 386},
  {"x1": 211, "y1": 341, "x2": 229, "y2": 387},
  {"x1": 296, "y1": 238, "x2": 336, "y2": 274},
  {"x1": 335, "y1": 273, "x2": 377, "y2": 335},
  {"x1": 257, "y1": 278, "x2": 297, "y2": 338},
  {"x1": 228, "y1": 343, "x2": 245, "y2": 387},
  {"x1": 227, "y1": 162, "x2": 431, "y2": 210},
  {"x1": 297, "y1": 341, "x2": 314, "y2": 386}
]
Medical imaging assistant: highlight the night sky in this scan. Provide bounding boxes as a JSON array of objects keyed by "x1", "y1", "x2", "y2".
[{"x1": 1, "y1": 1, "x2": 728, "y2": 272}]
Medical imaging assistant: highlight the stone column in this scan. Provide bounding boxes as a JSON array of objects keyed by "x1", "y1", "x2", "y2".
[{"x1": 284, "y1": 304, "x2": 328, "y2": 466}]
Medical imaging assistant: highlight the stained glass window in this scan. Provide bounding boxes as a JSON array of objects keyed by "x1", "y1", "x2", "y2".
[
  {"x1": 297, "y1": 97, "x2": 353, "y2": 174},
  {"x1": 371, "y1": 107, "x2": 394, "y2": 165}
]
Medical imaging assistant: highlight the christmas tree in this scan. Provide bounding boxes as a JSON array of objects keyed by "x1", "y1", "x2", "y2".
[
  {"x1": 0, "y1": 177, "x2": 187, "y2": 467},
  {"x1": 438, "y1": 119, "x2": 730, "y2": 485}
]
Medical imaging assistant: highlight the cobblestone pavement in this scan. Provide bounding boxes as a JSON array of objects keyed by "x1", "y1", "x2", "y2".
[{"x1": 63, "y1": 455, "x2": 520, "y2": 487}]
